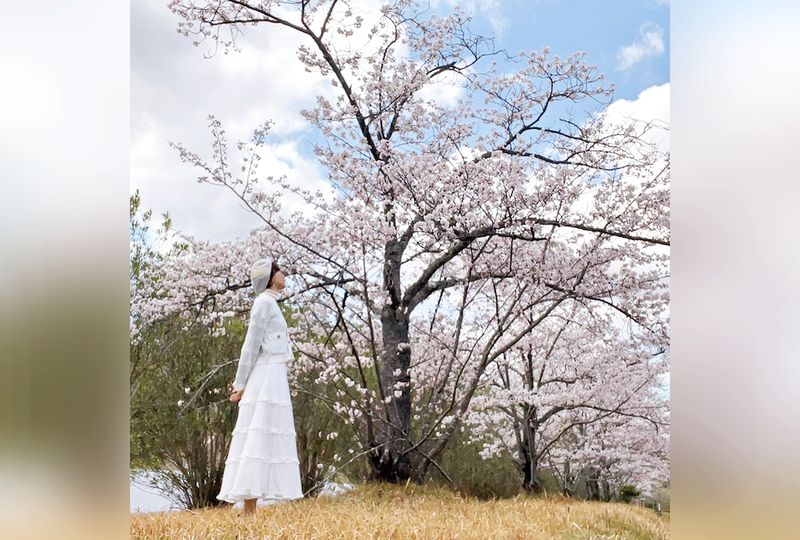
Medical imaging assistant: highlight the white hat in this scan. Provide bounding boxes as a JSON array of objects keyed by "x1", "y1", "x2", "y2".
[{"x1": 250, "y1": 258, "x2": 274, "y2": 295}]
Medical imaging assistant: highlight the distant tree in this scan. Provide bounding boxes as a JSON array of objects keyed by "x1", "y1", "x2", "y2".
[
  {"x1": 131, "y1": 193, "x2": 242, "y2": 508},
  {"x1": 464, "y1": 306, "x2": 668, "y2": 495},
  {"x1": 620, "y1": 485, "x2": 642, "y2": 504},
  {"x1": 130, "y1": 313, "x2": 241, "y2": 508},
  {"x1": 130, "y1": 189, "x2": 172, "y2": 394},
  {"x1": 559, "y1": 410, "x2": 670, "y2": 501},
  {"x1": 156, "y1": 0, "x2": 670, "y2": 484}
]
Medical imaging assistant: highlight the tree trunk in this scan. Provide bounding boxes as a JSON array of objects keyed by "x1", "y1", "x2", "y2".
[
  {"x1": 297, "y1": 430, "x2": 320, "y2": 496},
  {"x1": 562, "y1": 459, "x2": 573, "y2": 496},
  {"x1": 519, "y1": 419, "x2": 543, "y2": 494},
  {"x1": 586, "y1": 469, "x2": 601, "y2": 500},
  {"x1": 368, "y1": 306, "x2": 413, "y2": 482},
  {"x1": 602, "y1": 479, "x2": 612, "y2": 502},
  {"x1": 369, "y1": 239, "x2": 413, "y2": 482}
]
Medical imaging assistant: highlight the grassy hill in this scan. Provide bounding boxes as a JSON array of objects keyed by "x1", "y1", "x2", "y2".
[{"x1": 130, "y1": 484, "x2": 669, "y2": 539}]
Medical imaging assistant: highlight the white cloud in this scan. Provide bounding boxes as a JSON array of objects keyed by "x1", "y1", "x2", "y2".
[
  {"x1": 617, "y1": 22, "x2": 665, "y2": 70},
  {"x1": 428, "y1": 0, "x2": 508, "y2": 37},
  {"x1": 605, "y1": 82, "x2": 670, "y2": 153},
  {"x1": 131, "y1": 0, "x2": 336, "y2": 243},
  {"x1": 573, "y1": 83, "x2": 670, "y2": 251}
]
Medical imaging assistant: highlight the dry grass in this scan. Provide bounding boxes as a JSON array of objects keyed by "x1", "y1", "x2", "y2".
[{"x1": 130, "y1": 484, "x2": 669, "y2": 540}]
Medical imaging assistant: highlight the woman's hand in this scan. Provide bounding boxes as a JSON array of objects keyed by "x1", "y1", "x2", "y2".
[{"x1": 230, "y1": 389, "x2": 244, "y2": 402}]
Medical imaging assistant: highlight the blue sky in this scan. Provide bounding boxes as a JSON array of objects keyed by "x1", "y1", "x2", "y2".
[
  {"x1": 131, "y1": 0, "x2": 670, "y2": 243},
  {"x1": 433, "y1": 0, "x2": 669, "y2": 100}
]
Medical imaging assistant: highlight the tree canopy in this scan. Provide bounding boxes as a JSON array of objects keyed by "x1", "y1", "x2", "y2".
[{"x1": 133, "y1": 0, "x2": 669, "y2": 493}]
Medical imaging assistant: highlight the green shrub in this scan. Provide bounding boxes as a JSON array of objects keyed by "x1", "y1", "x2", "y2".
[{"x1": 620, "y1": 484, "x2": 641, "y2": 503}]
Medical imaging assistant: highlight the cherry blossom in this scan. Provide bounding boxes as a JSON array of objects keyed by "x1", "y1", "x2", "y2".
[{"x1": 134, "y1": 0, "x2": 671, "y2": 485}]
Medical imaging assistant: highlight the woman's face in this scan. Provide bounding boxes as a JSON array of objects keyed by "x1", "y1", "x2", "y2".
[{"x1": 270, "y1": 270, "x2": 286, "y2": 290}]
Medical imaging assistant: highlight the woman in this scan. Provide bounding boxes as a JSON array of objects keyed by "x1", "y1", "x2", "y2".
[{"x1": 218, "y1": 258, "x2": 303, "y2": 514}]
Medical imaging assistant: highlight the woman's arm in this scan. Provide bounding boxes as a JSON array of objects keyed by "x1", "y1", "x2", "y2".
[{"x1": 231, "y1": 296, "x2": 273, "y2": 393}]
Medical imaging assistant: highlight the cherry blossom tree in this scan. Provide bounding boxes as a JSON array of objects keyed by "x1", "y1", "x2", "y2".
[
  {"x1": 145, "y1": 0, "x2": 671, "y2": 483},
  {"x1": 463, "y1": 305, "x2": 669, "y2": 494},
  {"x1": 558, "y1": 413, "x2": 670, "y2": 501}
]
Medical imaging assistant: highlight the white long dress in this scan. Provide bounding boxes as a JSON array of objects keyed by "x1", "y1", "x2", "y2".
[{"x1": 218, "y1": 289, "x2": 303, "y2": 504}]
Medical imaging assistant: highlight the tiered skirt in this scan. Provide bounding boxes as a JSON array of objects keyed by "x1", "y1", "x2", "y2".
[{"x1": 217, "y1": 361, "x2": 303, "y2": 503}]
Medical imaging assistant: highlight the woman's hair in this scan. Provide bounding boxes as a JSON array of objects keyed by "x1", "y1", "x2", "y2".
[{"x1": 266, "y1": 261, "x2": 281, "y2": 288}]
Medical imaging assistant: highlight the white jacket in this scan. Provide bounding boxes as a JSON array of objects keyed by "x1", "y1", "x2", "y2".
[{"x1": 232, "y1": 289, "x2": 292, "y2": 391}]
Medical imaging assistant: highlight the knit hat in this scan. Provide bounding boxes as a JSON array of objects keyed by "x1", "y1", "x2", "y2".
[{"x1": 250, "y1": 258, "x2": 275, "y2": 295}]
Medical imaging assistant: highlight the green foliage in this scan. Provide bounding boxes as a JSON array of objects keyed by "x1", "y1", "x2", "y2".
[
  {"x1": 620, "y1": 484, "x2": 642, "y2": 503},
  {"x1": 130, "y1": 314, "x2": 244, "y2": 507},
  {"x1": 129, "y1": 189, "x2": 177, "y2": 285},
  {"x1": 430, "y1": 429, "x2": 524, "y2": 499},
  {"x1": 131, "y1": 192, "x2": 243, "y2": 508},
  {"x1": 536, "y1": 468, "x2": 564, "y2": 494}
]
